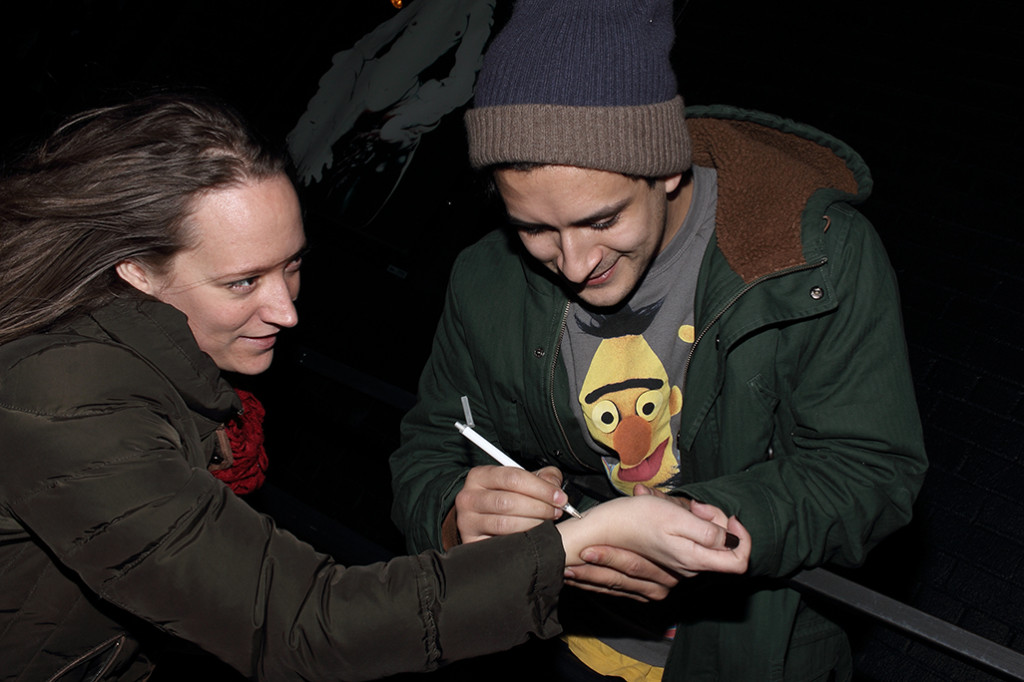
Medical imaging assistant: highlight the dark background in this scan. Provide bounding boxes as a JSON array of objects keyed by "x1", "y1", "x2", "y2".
[{"x1": 3, "y1": 1, "x2": 1022, "y2": 680}]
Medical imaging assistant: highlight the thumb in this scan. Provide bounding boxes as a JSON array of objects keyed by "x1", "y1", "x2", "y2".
[{"x1": 534, "y1": 465, "x2": 564, "y2": 488}]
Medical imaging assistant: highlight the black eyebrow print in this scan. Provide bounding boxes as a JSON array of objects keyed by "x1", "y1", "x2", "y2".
[{"x1": 584, "y1": 377, "x2": 664, "y2": 404}]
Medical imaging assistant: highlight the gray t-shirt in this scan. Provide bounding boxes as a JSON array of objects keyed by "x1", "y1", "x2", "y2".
[
  {"x1": 559, "y1": 165, "x2": 718, "y2": 667},
  {"x1": 561, "y1": 164, "x2": 717, "y2": 496}
]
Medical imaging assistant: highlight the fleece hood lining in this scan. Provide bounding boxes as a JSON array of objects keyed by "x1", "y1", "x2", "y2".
[{"x1": 688, "y1": 113, "x2": 862, "y2": 283}]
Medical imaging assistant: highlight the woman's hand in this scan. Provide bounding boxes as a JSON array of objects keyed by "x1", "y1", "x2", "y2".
[{"x1": 556, "y1": 494, "x2": 750, "y2": 598}]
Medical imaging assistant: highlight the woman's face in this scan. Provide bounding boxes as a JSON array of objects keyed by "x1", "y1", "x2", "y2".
[{"x1": 121, "y1": 174, "x2": 306, "y2": 375}]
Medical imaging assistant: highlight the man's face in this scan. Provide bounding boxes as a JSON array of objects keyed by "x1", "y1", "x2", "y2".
[{"x1": 495, "y1": 165, "x2": 682, "y2": 308}]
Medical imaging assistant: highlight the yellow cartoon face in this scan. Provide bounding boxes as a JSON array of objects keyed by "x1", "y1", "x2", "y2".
[{"x1": 580, "y1": 334, "x2": 682, "y2": 495}]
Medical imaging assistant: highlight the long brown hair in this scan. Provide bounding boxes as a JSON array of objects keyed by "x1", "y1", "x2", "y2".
[{"x1": 0, "y1": 92, "x2": 286, "y2": 345}]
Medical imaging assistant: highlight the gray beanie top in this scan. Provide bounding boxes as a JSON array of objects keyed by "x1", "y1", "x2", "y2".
[{"x1": 465, "y1": 0, "x2": 691, "y2": 176}]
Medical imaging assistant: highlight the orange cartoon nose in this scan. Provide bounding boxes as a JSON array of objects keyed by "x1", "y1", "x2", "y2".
[{"x1": 613, "y1": 415, "x2": 653, "y2": 466}]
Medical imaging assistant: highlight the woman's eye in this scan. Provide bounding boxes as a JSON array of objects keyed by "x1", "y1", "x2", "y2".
[
  {"x1": 286, "y1": 257, "x2": 303, "y2": 273},
  {"x1": 227, "y1": 277, "x2": 257, "y2": 291}
]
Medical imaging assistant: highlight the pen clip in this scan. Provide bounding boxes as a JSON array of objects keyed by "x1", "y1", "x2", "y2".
[{"x1": 460, "y1": 395, "x2": 475, "y2": 428}]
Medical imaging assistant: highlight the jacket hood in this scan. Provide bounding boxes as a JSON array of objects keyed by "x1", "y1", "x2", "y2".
[{"x1": 687, "y1": 105, "x2": 870, "y2": 283}]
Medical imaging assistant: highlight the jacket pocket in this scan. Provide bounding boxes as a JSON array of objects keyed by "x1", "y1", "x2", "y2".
[
  {"x1": 747, "y1": 372, "x2": 780, "y2": 419},
  {"x1": 745, "y1": 373, "x2": 781, "y2": 463},
  {"x1": 47, "y1": 634, "x2": 151, "y2": 682}
]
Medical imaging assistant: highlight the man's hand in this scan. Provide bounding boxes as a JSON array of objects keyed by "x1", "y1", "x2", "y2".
[
  {"x1": 563, "y1": 546, "x2": 680, "y2": 601},
  {"x1": 454, "y1": 464, "x2": 570, "y2": 543}
]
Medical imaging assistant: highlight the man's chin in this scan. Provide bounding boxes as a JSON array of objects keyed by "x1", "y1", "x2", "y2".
[{"x1": 574, "y1": 284, "x2": 632, "y2": 309}]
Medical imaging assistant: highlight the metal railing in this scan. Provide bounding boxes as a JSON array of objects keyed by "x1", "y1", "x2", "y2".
[{"x1": 792, "y1": 569, "x2": 1024, "y2": 680}]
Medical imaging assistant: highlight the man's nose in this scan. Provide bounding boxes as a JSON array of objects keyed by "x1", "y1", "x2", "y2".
[{"x1": 557, "y1": 232, "x2": 601, "y2": 283}]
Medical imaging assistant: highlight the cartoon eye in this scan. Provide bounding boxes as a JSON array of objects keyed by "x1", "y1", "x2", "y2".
[
  {"x1": 636, "y1": 390, "x2": 664, "y2": 422},
  {"x1": 591, "y1": 400, "x2": 620, "y2": 434}
]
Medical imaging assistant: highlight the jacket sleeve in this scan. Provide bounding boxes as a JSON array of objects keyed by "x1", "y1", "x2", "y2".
[
  {"x1": 679, "y1": 206, "x2": 928, "y2": 577},
  {"x1": 390, "y1": 240, "x2": 520, "y2": 554},
  {"x1": 0, "y1": 342, "x2": 564, "y2": 681}
]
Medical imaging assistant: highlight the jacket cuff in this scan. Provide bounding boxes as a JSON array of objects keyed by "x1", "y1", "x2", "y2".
[
  {"x1": 441, "y1": 507, "x2": 461, "y2": 550},
  {"x1": 518, "y1": 521, "x2": 566, "y2": 640}
]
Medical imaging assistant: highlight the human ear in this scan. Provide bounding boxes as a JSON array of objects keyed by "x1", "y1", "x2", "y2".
[
  {"x1": 663, "y1": 173, "x2": 683, "y2": 194},
  {"x1": 115, "y1": 260, "x2": 159, "y2": 295}
]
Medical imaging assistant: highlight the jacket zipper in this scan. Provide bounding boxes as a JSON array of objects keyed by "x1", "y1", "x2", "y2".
[
  {"x1": 681, "y1": 256, "x2": 829, "y2": 395},
  {"x1": 547, "y1": 301, "x2": 597, "y2": 471}
]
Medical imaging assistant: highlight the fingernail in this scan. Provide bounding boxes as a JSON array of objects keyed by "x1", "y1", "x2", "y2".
[
  {"x1": 725, "y1": 532, "x2": 740, "y2": 549},
  {"x1": 564, "y1": 568, "x2": 575, "y2": 579},
  {"x1": 580, "y1": 549, "x2": 595, "y2": 563},
  {"x1": 554, "y1": 490, "x2": 568, "y2": 506}
]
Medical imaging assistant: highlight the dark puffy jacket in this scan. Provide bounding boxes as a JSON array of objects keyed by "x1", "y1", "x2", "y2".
[{"x1": 0, "y1": 298, "x2": 564, "y2": 681}]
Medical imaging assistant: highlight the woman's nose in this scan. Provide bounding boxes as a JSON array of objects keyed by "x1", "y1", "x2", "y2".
[{"x1": 263, "y1": 276, "x2": 299, "y2": 328}]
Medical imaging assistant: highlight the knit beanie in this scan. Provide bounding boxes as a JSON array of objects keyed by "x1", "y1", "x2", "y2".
[{"x1": 465, "y1": 0, "x2": 691, "y2": 177}]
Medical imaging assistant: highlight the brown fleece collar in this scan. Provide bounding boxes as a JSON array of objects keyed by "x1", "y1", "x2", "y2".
[{"x1": 689, "y1": 118, "x2": 859, "y2": 283}]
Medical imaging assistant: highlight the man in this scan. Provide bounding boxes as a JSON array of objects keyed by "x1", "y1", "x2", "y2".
[{"x1": 390, "y1": 0, "x2": 927, "y2": 679}]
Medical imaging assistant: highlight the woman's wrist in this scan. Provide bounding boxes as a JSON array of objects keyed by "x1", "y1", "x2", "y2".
[{"x1": 554, "y1": 515, "x2": 595, "y2": 566}]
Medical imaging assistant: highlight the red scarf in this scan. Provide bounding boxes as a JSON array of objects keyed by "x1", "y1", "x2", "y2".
[{"x1": 212, "y1": 388, "x2": 269, "y2": 495}]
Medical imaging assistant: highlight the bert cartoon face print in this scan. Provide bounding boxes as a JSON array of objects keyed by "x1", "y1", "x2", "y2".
[{"x1": 576, "y1": 301, "x2": 683, "y2": 495}]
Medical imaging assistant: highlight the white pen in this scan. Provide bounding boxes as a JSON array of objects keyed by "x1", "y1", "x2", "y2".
[{"x1": 455, "y1": 420, "x2": 583, "y2": 520}]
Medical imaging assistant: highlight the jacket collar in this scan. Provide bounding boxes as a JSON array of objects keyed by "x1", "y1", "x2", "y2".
[{"x1": 78, "y1": 297, "x2": 240, "y2": 422}]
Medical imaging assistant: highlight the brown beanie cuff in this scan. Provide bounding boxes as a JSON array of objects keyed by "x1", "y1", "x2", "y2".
[{"x1": 465, "y1": 96, "x2": 691, "y2": 177}]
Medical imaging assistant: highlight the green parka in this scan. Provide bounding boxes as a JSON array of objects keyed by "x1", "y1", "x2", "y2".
[
  {"x1": 0, "y1": 297, "x2": 565, "y2": 681},
  {"x1": 390, "y1": 106, "x2": 928, "y2": 680}
]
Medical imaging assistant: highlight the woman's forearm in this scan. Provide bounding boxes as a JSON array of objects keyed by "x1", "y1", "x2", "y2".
[{"x1": 556, "y1": 495, "x2": 751, "y2": 575}]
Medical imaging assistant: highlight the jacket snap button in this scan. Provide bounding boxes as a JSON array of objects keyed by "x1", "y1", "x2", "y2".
[
  {"x1": 534, "y1": 347, "x2": 546, "y2": 358},
  {"x1": 809, "y1": 286, "x2": 824, "y2": 300}
]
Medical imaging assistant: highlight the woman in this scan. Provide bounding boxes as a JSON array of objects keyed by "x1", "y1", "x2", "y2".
[{"x1": 0, "y1": 94, "x2": 749, "y2": 681}]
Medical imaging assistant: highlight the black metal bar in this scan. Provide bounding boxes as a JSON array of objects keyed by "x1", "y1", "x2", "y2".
[{"x1": 791, "y1": 568, "x2": 1024, "y2": 680}]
